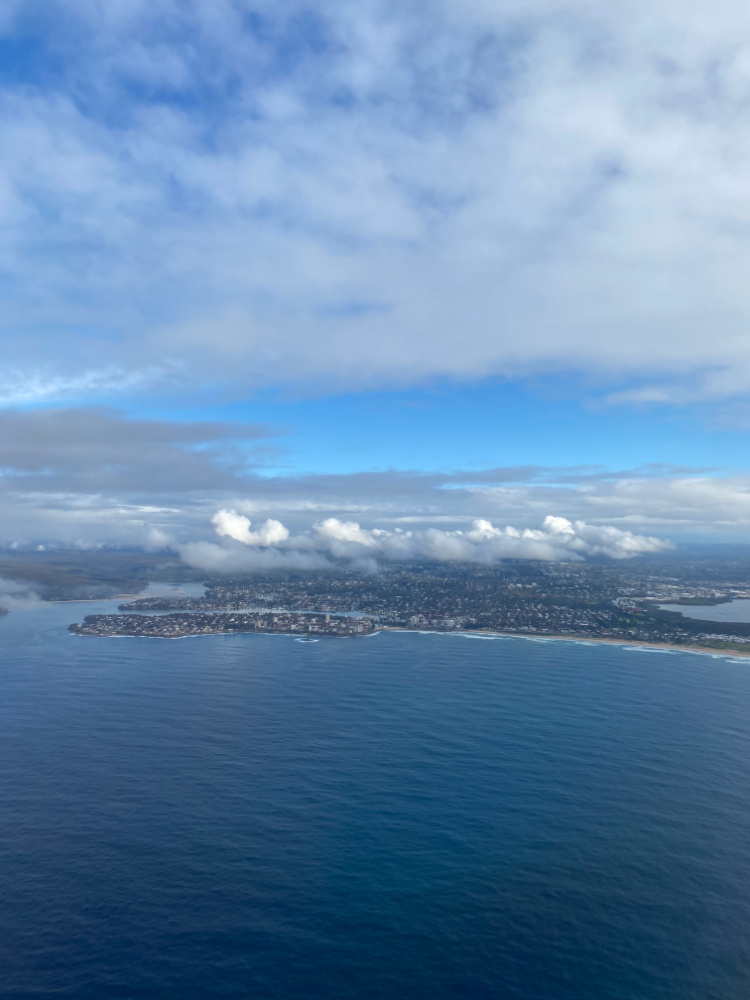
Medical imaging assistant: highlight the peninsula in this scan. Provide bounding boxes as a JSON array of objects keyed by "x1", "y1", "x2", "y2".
[{"x1": 69, "y1": 611, "x2": 376, "y2": 639}]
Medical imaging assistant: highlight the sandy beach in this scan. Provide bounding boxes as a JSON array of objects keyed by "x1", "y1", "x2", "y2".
[{"x1": 383, "y1": 627, "x2": 750, "y2": 659}]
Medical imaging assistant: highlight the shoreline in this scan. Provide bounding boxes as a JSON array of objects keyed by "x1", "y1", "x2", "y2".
[
  {"x1": 71, "y1": 625, "x2": 750, "y2": 659},
  {"x1": 69, "y1": 628, "x2": 366, "y2": 641},
  {"x1": 381, "y1": 627, "x2": 750, "y2": 659},
  {"x1": 52, "y1": 594, "x2": 145, "y2": 604}
]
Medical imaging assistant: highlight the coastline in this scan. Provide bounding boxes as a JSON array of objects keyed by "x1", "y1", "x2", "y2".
[
  {"x1": 52, "y1": 594, "x2": 145, "y2": 604},
  {"x1": 69, "y1": 629, "x2": 364, "y2": 641},
  {"x1": 382, "y1": 626, "x2": 750, "y2": 659},
  {"x1": 68, "y1": 623, "x2": 750, "y2": 659},
  {"x1": 513, "y1": 633, "x2": 750, "y2": 658}
]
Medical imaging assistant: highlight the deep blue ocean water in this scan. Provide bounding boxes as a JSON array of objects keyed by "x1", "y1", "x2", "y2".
[{"x1": 2, "y1": 601, "x2": 750, "y2": 1000}]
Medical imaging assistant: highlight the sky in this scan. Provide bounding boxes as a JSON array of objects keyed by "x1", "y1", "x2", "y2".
[{"x1": 2, "y1": 0, "x2": 750, "y2": 567}]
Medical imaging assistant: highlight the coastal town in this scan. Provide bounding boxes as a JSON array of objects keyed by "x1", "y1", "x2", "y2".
[
  {"x1": 69, "y1": 611, "x2": 376, "y2": 639},
  {"x1": 102, "y1": 558, "x2": 750, "y2": 652}
]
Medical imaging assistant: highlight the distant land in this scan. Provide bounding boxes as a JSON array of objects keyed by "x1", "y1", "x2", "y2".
[
  {"x1": 5, "y1": 548, "x2": 750, "y2": 654},
  {"x1": 0, "y1": 551, "x2": 203, "y2": 601},
  {"x1": 46, "y1": 550, "x2": 750, "y2": 655}
]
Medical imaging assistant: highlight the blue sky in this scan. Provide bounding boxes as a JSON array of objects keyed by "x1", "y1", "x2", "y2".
[
  {"x1": 128, "y1": 379, "x2": 740, "y2": 478},
  {"x1": 2, "y1": 1, "x2": 750, "y2": 558}
]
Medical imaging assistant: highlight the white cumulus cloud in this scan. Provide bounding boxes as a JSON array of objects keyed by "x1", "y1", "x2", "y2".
[
  {"x1": 176, "y1": 509, "x2": 673, "y2": 572},
  {"x1": 212, "y1": 509, "x2": 290, "y2": 546}
]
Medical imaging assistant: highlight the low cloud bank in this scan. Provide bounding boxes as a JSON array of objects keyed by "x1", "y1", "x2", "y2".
[
  {"x1": 0, "y1": 577, "x2": 42, "y2": 610},
  {"x1": 175, "y1": 510, "x2": 673, "y2": 572}
]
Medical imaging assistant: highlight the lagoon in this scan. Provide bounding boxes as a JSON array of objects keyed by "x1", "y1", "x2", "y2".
[{"x1": 658, "y1": 598, "x2": 750, "y2": 623}]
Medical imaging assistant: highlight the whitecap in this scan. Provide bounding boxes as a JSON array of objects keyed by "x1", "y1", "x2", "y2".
[
  {"x1": 622, "y1": 646, "x2": 674, "y2": 654},
  {"x1": 451, "y1": 633, "x2": 499, "y2": 641}
]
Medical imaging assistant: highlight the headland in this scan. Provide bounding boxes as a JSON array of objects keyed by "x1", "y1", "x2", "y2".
[{"x1": 69, "y1": 611, "x2": 375, "y2": 639}]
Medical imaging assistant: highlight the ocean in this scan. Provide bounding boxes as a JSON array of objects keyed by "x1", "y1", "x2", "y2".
[{"x1": 2, "y1": 600, "x2": 750, "y2": 999}]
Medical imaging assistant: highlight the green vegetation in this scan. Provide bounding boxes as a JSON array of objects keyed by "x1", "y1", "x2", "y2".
[
  {"x1": 0, "y1": 551, "x2": 205, "y2": 601},
  {"x1": 661, "y1": 597, "x2": 733, "y2": 607}
]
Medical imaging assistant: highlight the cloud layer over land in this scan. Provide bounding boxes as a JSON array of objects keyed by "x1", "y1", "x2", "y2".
[{"x1": 176, "y1": 509, "x2": 672, "y2": 572}]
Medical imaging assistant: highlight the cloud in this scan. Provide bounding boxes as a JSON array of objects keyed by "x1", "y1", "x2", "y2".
[
  {"x1": 175, "y1": 509, "x2": 673, "y2": 572},
  {"x1": 0, "y1": 367, "x2": 165, "y2": 406},
  {"x1": 1, "y1": 408, "x2": 750, "y2": 547},
  {"x1": 3, "y1": 1, "x2": 750, "y2": 404},
  {"x1": 0, "y1": 407, "x2": 279, "y2": 494},
  {"x1": 0, "y1": 576, "x2": 42, "y2": 609},
  {"x1": 212, "y1": 509, "x2": 290, "y2": 545},
  {"x1": 177, "y1": 540, "x2": 330, "y2": 573}
]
